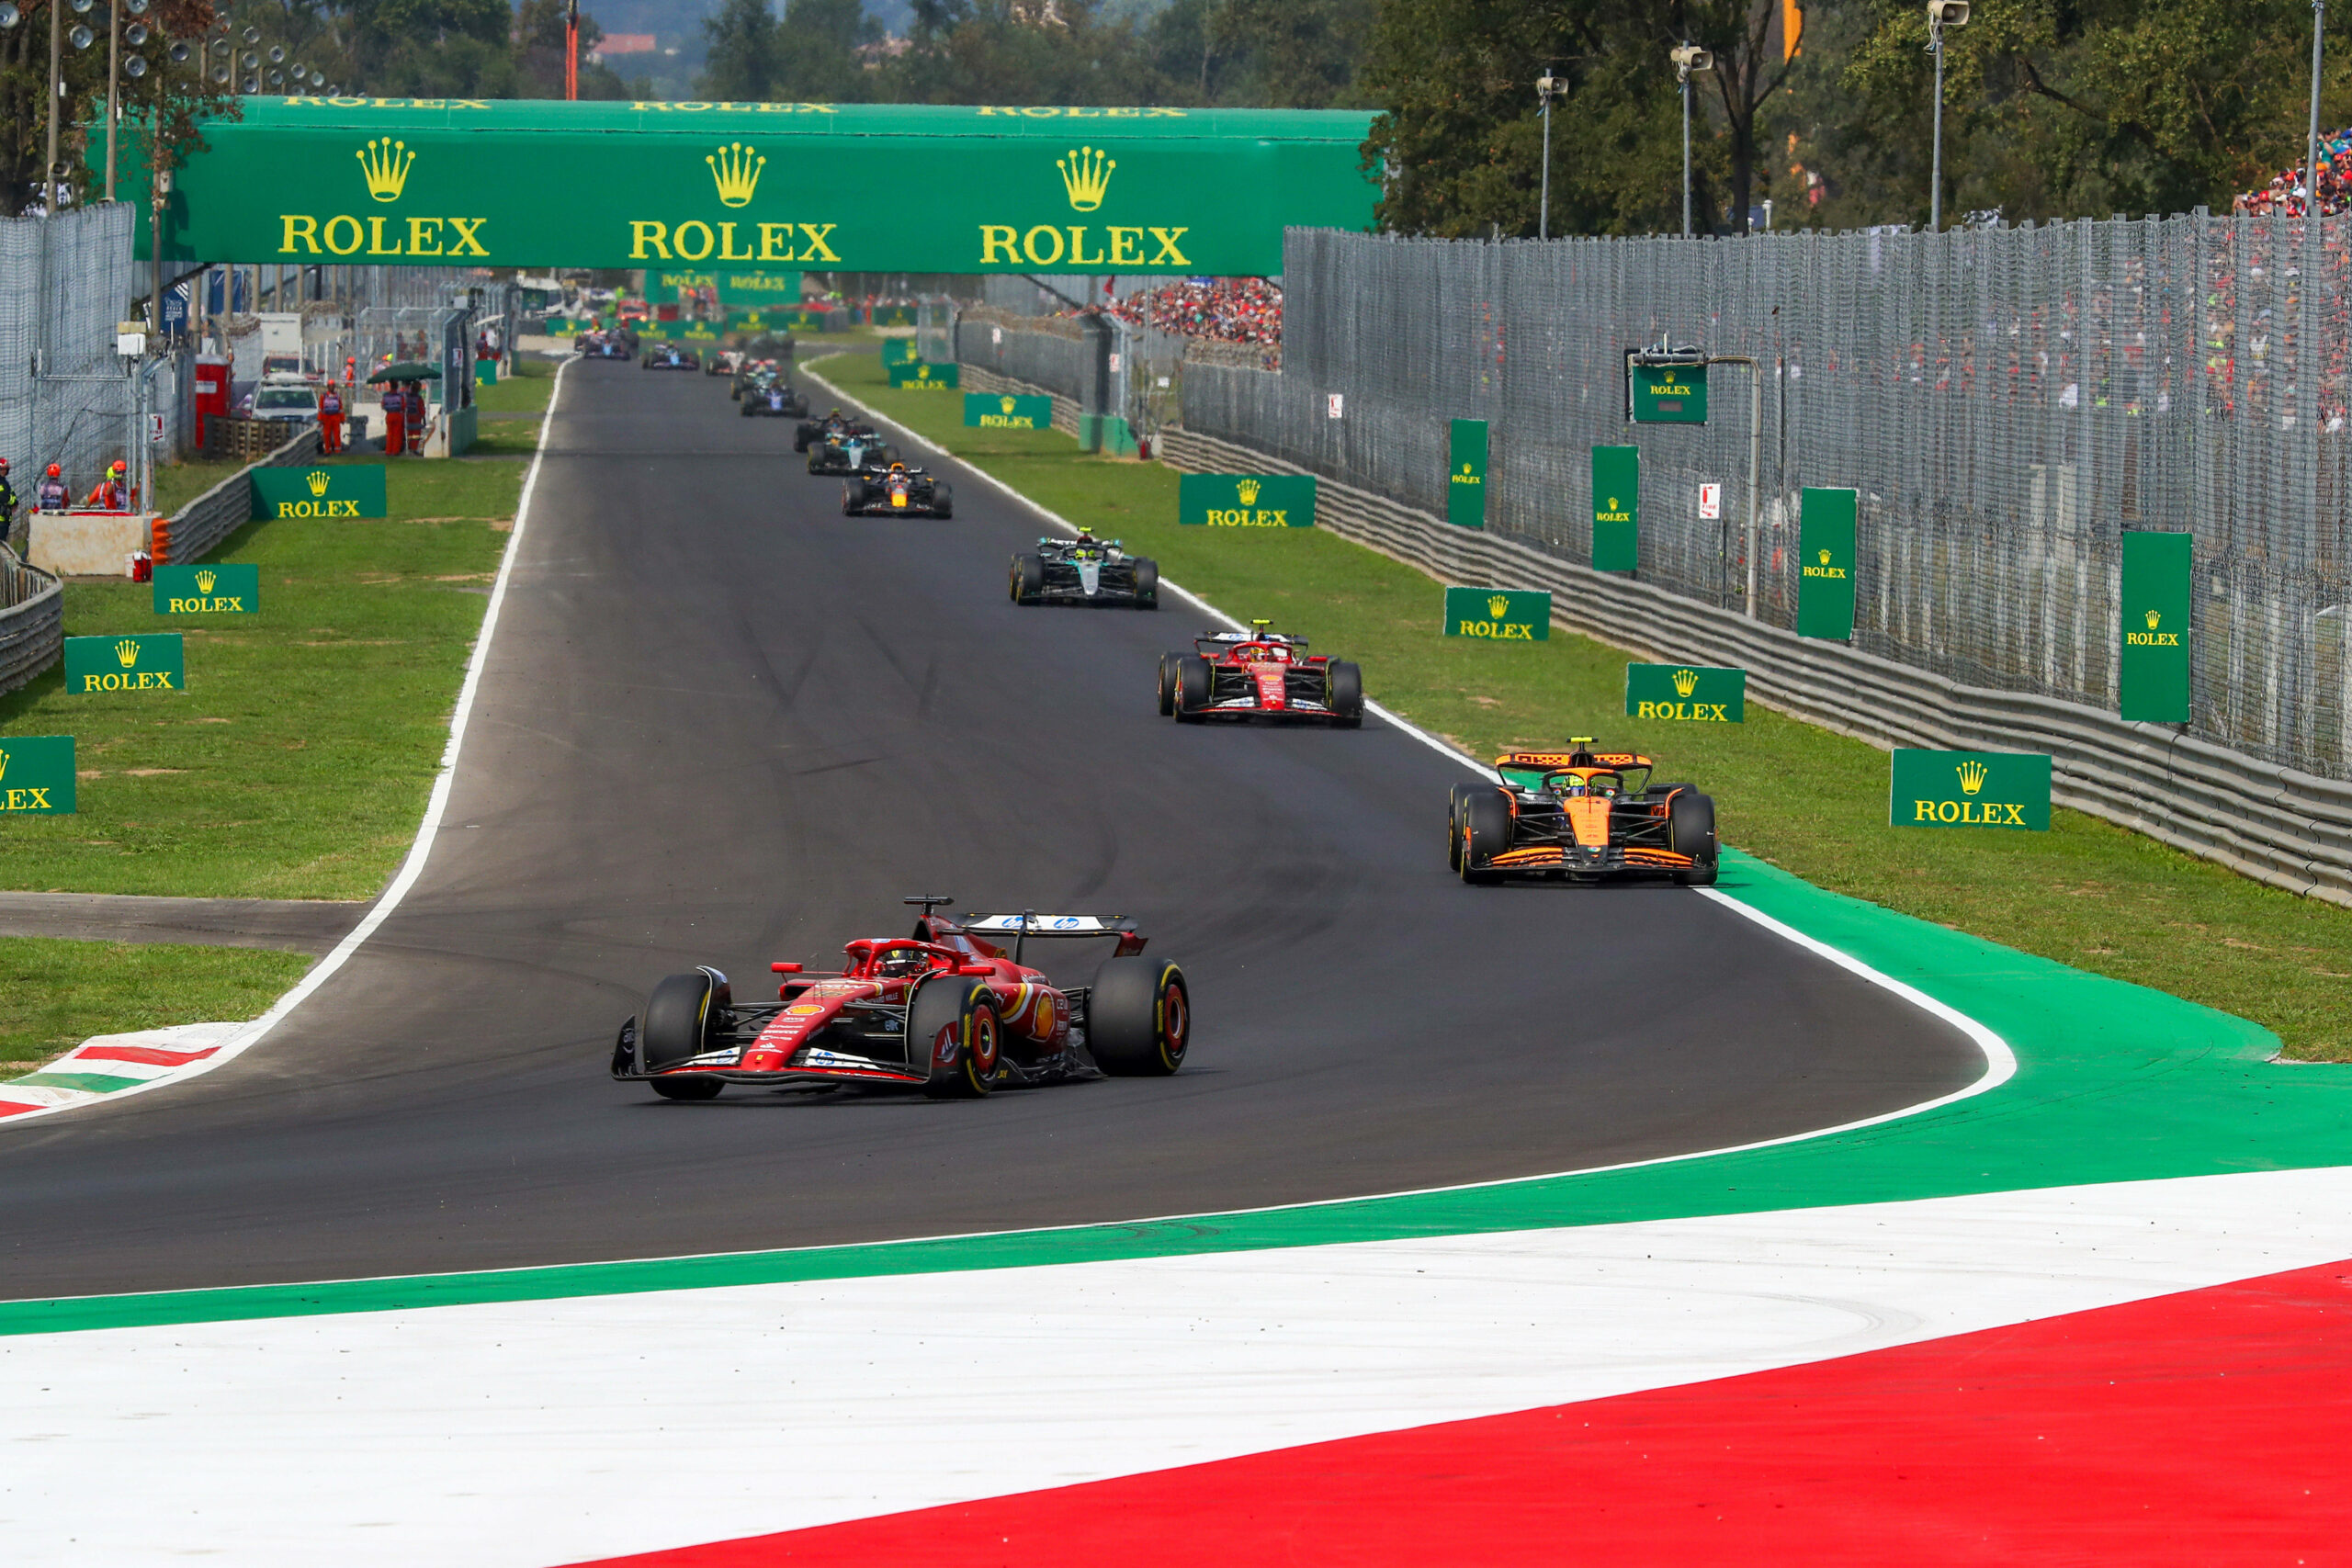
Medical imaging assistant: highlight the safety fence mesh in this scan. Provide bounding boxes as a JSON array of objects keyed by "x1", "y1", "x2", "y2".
[
  {"x1": 1176, "y1": 219, "x2": 2352, "y2": 782},
  {"x1": 0, "y1": 203, "x2": 141, "y2": 508}
]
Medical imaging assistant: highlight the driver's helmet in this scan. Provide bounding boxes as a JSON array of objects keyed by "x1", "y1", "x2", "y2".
[
  {"x1": 1073, "y1": 530, "x2": 1098, "y2": 545},
  {"x1": 888, "y1": 462, "x2": 908, "y2": 477},
  {"x1": 874, "y1": 946, "x2": 933, "y2": 979}
]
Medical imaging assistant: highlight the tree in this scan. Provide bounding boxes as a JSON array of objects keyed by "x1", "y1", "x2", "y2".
[
  {"x1": 514, "y1": 0, "x2": 633, "y2": 99},
  {"x1": 1668, "y1": 0, "x2": 1803, "y2": 232},
  {"x1": 698, "y1": 0, "x2": 783, "y2": 100}
]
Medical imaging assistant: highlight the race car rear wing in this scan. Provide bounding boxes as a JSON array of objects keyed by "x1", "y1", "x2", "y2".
[
  {"x1": 1498, "y1": 750, "x2": 1654, "y2": 770},
  {"x1": 949, "y1": 910, "x2": 1147, "y2": 961}
]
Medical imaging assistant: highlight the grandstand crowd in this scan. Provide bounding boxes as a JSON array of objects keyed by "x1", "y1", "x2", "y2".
[
  {"x1": 2235, "y1": 129, "x2": 2352, "y2": 217},
  {"x1": 1102, "y1": 278, "x2": 1284, "y2": 346}
]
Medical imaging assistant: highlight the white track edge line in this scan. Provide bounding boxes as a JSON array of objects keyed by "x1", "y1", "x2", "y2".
[{"x1": 0, "y1": 359, "x2": 573, "y2": 1131}]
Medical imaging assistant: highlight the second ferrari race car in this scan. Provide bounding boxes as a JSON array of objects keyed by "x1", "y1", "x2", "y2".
[
  {"x1": 740, "y1": 374, "x2": 810, "y2": 419},
  {"x1": 1450, "y1": 738, "x2": 1718, "y2": 886},
  {"x1": 643, "y1": 343, "x2": 700, "y2": 370},
  {"x1": 609, "y1": 899, "x2": 1190, "y2": 1100},
  {"x1": 1157, "y1": 622, "x2": 1363, "y2": 726},
  {"x1": 1010, "y1": 532, "x2": 1159, "y2": 609},
  {"x1": 843, "y1": 460, "x2": 953, "y2": 517}
]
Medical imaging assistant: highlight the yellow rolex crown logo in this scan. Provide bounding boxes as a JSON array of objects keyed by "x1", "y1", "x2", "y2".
[
  {"x1": 356, "y1": 138, "x2": 414, "y2": 203},
  {"x1": 115, "y1": 638, "x2": 141, "y2": 667},
  {"x1": 1462, "y1": 463, "x2": 1473, "y2": 475},
  {"x1": 1487, "y1": 594, "x2": 1511, "y2": 618},
  {"x1": 306, "y1": 469, "x2": 331, "y2": 497},
  {"x1": 1001, "y1": 396, "x2": 1017, "y2": 414},
  {"x1": 1818, "y1": 547, "x2": 1833, "y2": 566},
  {"x1": 1956, "y1": 760, "x2": 1988, "y2": 795},
  {"x1": 195, "y1": 569, "x2": 218, "y2": 593},
  {"x1": 1606, "y1": 496, "x2": 1619, "y2": 511},
  {"x1": 2145, "y1": 609, "x2": 2162, "y2": 630},
  {"x1": 706, "y1": 142, "x2": 765, "y2": 208},
  {"x1": 1672, "y1": 668, "x2": 1699, "y2": 698},
  {"x1": 1237, "y1": 479, "x2": 1261, "y2": 506},
  {"x1": 0, "y1": 747, "x2": 9, "y2": 783},
  {"x1": 1057, "y1": 145, "x2": 1115, "y2": 212}
]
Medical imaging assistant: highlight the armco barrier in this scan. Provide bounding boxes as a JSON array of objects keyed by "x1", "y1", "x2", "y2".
[
  {"x1": 0, "y1": 552, "x2": 62, "y2": 697},
  {"x1": 1155, "y1": 428, "x2": 2352, "y2": 908},
  {"x1": 156, "y1": 423, "x2": 322, "y2": 567}
]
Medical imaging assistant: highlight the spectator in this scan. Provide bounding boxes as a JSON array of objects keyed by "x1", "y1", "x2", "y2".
[{"x1": 1097, "y1": 277, "x2": 1284, "y2": 347}]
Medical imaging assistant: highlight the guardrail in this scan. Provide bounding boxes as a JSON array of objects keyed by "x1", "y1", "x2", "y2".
[
  {"x1": 158, "y1": 423, "x2": 322, "y2": 567},
  {"x1": 1156, "y1": 428, "x2": 2352, "y2": 909},
  {"x1": 0, "y1": 550, "x2": 62, "y2": 697}
]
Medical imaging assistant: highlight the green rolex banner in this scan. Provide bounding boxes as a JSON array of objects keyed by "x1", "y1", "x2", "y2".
[
  {"x1": 251, "y1": 465, "x2": 388, "y2": 520},
  {"x1": 63, "y1": 634, "x2": 185, "y2": 695},
  {"x1": 1592, "y1": 446, "x2": 1638, "y2": 572},
  {"x1": 545, "y1": 318, "x2": 582, "y2": 336},
  {"x1": 888, "y1": 361, "x2": 960, "y2": 389},
  {"x1": 1624, "y1": 663, "x2": 1745, "y2": 722},
  {"x1": 1442, "y1": 587, "x2": 1549, "y2": 641},
  {"x1": 0, "y1": 734, "x2": 75, "y2": 814},
  {"x1": 871, "y1": 305, "x2": 917, "y2": 327},
  {"x1": 474, "y1": 359, "x2": 498, "y2": 385},
  {"x1": 1630, "y1": 360, "x2": 1708, "y2": 425},
  {"x1": 1796, "y1": 487, "x2": 1858, "y2": 640},
  {"x1": 2120, "y1": 530, "x2": 2192, "y2": 723},
  {"x1": 1177, "y1": 473, "x2": 1317, "y2": 527},
  {"x1": 879, "y1": 338, "x2": 921, "y2": 367},
  {"x1": 966, "y1": 393, "x2": 1052, "y2": 430},
  {"x1": 1891, "y1": 749, "x2": 2052, "y2": 830},
  {"x1": 153, "y1": 562, "x2": 261, "y2": 616},
  {"x1": 1447, "y1": 419, "x2": 1487, "y2": 529}
]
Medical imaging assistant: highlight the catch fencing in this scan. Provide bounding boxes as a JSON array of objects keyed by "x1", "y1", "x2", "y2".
[
  {"x1": 1182, "y1": 219, "x2": 2352, "y2": 783},
  {"x1": 0, "y1": 203, "x2": 148, "y2": 509}
]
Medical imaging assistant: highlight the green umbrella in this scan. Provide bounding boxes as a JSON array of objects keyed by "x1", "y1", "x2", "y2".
[{"x1": 366, "y1": 362, "x2": 444, "y2": 384}]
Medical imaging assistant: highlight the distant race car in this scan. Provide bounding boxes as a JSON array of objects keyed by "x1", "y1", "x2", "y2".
[
  {"x1": 1011, "y1": 532, "x2": 1158, "y2": 609},
  {"x1": 740, "y1": 377, "x2": 810, "y2": 419},
  {"x1": 808, "y1": 432, "x2": 898, "y2": 476},
  {"x1": 576, "y1": 333, "x2": 631, "y2": 360},
  {"x1": 844, "y1": 461, "x2": 953, "y2": 517},
  {"x1": 706, "y1": 349, "x2": 744, "y2": 378},
  {"x1": 642, "y1": 344, "x2": 700, "y2": 370},
  {"x1": 795, "y1": 412, "x2": 874, "y2": 452},
  {"x1": 1450, "y1": 738, "x2": 1718, "y2": 886},
  {"x1": 609, "y1": 899, "x2": 1190, "y2": 1100},
  {"x1": 1157, "y1": 622, "x2": 1363, "y2": 727}
]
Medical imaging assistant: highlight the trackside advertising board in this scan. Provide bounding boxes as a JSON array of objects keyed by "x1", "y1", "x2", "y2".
[
  {"x1": 965, "y1": 393, "x2": 1051, "y2": 429},
  {"x1": 1630, "y1": 360, "x2": 1707, "y2": 424},
  {"x1": 1890, "y1": 749, "x2": 2052, "y2": 830},
  {"x1": 879, "y1": 338, "x2": 921, "y2": 367},
  {"x1": 1447, "y1": 418, "x2": 1487, "y2": 529},
  {"x1": 153, "y1": 563, "x2": 260, "y2": 616},
  {"x1": 1442, "y1": 588, "x2": 1549, "y2": 640},
  {"x1": 2120, "y1": 530, "x2": 2193, "y2": 723},
  {"x1": 1624, "y1": 663, "x2": 1744, "y2": 722},
  {"x1": 0, "y1": 734, "x2": 75, "y2": 814},
  {"x1": 1592, "y1": 446, "x2": 1638, "y2": 572},
  {"x1": 250, "y1": 465, "x2": 388, "y2": 520},
  {"x1": 888, "y1": 362, "x2": 959, "y2": 389},
  {"x1": 1796, "y1": 488, "x2": 1858, "y2": 640},
  {"x1": 1178, "y1": 473, "x2": 1316, "y2": 527},
  {"x1": 872, "y1": 304, "x2": 917, "y2": 327},
  {"x1": 63, "y1": 634, "x2": 185, "y2": 695}
]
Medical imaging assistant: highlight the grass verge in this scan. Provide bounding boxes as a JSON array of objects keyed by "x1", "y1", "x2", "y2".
[
  {"x1": 0, "y1": 938, "x2": 311, "y2": 1073},
  {"x1": 815, "y1": 351, "x2": 2352, "y2": 1064},
  {"x1": 472, "y1": 357, "x2": 554, "y2": 416},
  {"x1": 0, "y1": 454, "x2": 523, "y2": 898}
]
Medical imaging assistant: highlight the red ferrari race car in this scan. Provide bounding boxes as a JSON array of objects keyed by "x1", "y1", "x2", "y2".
[
  {"x1": 1156, "y1": 622, "x2": 1363, "y2": 727},
  {"x1": 1449, "y1": 739, "x2": 1718, "y2": 886},
  {"x1": 609, "y1": 899, "x2": 1190, "y2": 1100}
]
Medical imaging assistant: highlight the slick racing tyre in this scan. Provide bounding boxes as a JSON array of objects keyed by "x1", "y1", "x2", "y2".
[
  {"x1": 1447, "y1": 784, "x2": 1475, "y2": 872},
  {"x1": 842, "y1": 480, "x2": 866, "y2": 515},
  {"x1": 740, "y1": 400, "x2": 756, "y2": 417},
  {"x1": 1460, "y1": 789, "x2": 1511, "y2": 885},
  {"x1": 1327, "y1": 660, "x2": 1364, "y2": 728},
  {"x1": 932, "y1": 483, "x2": 953, "y2": 519},
  {"x1": 640, "y1": 967, "x2": 731, "y2": 1098},
  {"x1": 1157, "y1": 653, "x2": 1182, "y2": 715},
  {"x1": 1173, "y1": 654, "x2": 1214, "y2": 723},
  {"x1": 793, "y1": 424, "x2": 814, "y2": 451},
  {"x1": 1012, "y1": 554, "x2": 1046, "y2": 604},
  {"x1": 1134, "y1": 558, "x2": 1159, "y2": 608},
  {"x1": 1087, "y1": 956, "x2": 1189, "y2": 1077},
  {"x1": 910, "y1": 976, "x2": 1001, "y2": 1099},
  {"x1": 1668, "y1": 790, "x2": 1720, "y2": 886}
]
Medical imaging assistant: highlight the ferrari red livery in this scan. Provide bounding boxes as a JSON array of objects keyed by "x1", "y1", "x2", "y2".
[
  {"x1": 1157, "y1": 622, "x2": 1364, "y2": 727},
  {"x1": 610, "y1": 899, "x2": 1190, "y2": 1100}
]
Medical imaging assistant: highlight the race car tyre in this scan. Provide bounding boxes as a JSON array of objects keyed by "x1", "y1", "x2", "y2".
[
  {"x1": 740, "y1": 400, "x2": 755, "y2": 417},
  {"x1": 1013, "y1": 554, "x2": 1046, "y2": 604},
  {"x1": 1328, "y1": 660, "x2": 1365, "y2": 728},
  {"x1": 1087, "y1": 956, "x2": 1189, "y2": 1077},
  {"x1": 640, "y1": 967, "x2": 731, "y2": 1072},
  {"x1": 842, "y1": 481, "x2": 866, "y2": 515},
  {"x1": 1461, "y1": 789, "x2": 1511, "y2": 885},
  {"x1": 933, "y1": 483, "x2": 953, "y2": 519},
  {"x1": 910, "y1": 975, "x2": 999, "y2": 1099},
  {"x1": 1669, "y1": 790, "x2": 1720, "y2": 886},
  {"x1": 650, "y1": 1076, "x2": 724, "y2": 1100},
  {"x1": 1447, "y1": 784, "x2": 1475, "y2": 871},
  {"x1": 1157, "y1": 653, "x2": 1181, "y2": 715},
  {"x1": 1135, "y1": 558, "x2": 1159, "y2": 608},
  {"x1": 793, "y1": 424, "x2": 814, "y2": 451},
  {"x1": 1174, "y1": 654, "x2": 1214, "y2": 723}
]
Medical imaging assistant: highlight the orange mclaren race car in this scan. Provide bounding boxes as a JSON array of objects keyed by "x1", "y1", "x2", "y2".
[
  {"x1": 1449, "y1": 738, "x2": 1718, "y2": 886},
  {"x1": 610, "y1": 899, "x2": 1188, "y2": 1100}
]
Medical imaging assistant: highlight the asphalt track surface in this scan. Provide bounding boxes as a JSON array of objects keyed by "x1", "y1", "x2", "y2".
[{"x1": 0, "y1": 362, "x2": 1984, "y2": 1299}]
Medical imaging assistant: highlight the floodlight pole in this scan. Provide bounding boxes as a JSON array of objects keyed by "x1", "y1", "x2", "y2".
[
  {"x1": 1928, "y1": 22, "x2": 1944, "y2": 230},
  {"x1": 45, "y1": 0, "x2": 61, "y2": 212},
  {"x1": 2309, "y1": 1, "x2": 2327, "y2": 222},
  {"x1": 1537, "y1": 68, "x2": 1557, "y2": 241},
  {"x1": 1679, "y1": 72, "x2": 1692, "y2": 237},
  {"x1": 105, "y1": 0, "x2": 119, "y2": 201}
]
